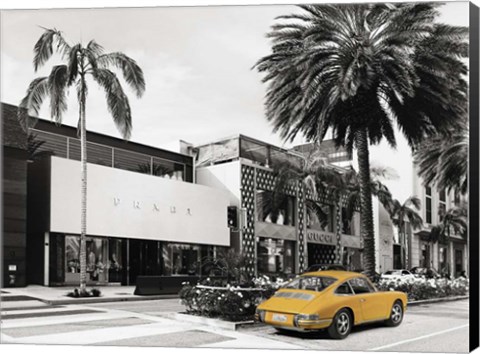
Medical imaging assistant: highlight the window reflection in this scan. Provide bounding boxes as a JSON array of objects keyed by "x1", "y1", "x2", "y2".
[
  {"x1": 257, "y1": 238, "x2": 295, "y2": 274},
  {"x1": 256, "y1": 190, "x2": 295, "y2": 226}
]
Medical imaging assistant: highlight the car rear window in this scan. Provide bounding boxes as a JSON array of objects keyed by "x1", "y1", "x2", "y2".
[{"x1": 284, "y1": 276, "x2": 337, "y2": 292}]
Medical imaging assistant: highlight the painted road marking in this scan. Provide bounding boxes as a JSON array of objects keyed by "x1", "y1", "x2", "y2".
[{"x1": 370, "y1": 324, "x2": 469, "y2": 351}]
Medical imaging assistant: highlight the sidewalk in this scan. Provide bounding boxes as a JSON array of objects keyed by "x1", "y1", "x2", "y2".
[
  {"x1": 1, "y1": 285, "x2": 178, "y2": 305},
  {"x1": 2, "y1": 285, "x2": 468, "y2": 307}
]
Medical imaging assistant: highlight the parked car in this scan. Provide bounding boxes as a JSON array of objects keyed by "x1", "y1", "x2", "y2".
[
  {"x1": 255, "y1": 270, "x2": 407, "y2": 339},
  {"x1": 410, "y1": 267, "x2": 441, "y2": 279},
  {"x1": 381, "y1": 269, "x2": 415, "y2": 281},
  {"x1": 305, "y1": 264, "x2": 347, "y2": 272}
]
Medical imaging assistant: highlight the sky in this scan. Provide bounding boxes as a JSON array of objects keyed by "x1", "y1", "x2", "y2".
[{"x1": 0, "y1": 0, "x2": 471, "y2": 202}]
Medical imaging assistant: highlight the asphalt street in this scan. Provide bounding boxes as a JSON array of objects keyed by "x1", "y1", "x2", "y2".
[
  {"x1": 242, "y1": 300, "x2": 470, "y2": 352},
  {"x1": 1, "y1": 296, "x2": 469, "y2": 352}
]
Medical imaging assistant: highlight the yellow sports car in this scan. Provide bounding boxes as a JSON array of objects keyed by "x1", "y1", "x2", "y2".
[{"x1": 255, "y1": 270, "x2": 407, "y2": 339}]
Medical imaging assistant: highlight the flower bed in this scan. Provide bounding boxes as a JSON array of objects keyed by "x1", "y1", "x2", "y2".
[
  {"x1": 376, "y1": 277, "x2": 469, "y2": 301},
  {"x1": 179, "y1": 276, "x2": 287, "y2": 322}
]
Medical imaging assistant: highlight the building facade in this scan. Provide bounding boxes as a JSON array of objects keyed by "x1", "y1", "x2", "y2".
[
  {"x1": 1, "y1": 103, "x2": 231, "y2": 288},
  {"x1": 195, "y1": 135, "x2": 363, "y2": 277},
  {"x1": 409, "y1": 171, "x2": 468, "y2": 277},
  {"x1": 2, "y1": 104, "x2": 28, "y2": 287}
]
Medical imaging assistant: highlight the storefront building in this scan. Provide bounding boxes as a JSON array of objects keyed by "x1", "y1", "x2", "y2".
[
  {"x1": 195, "y1": 135, "x2": 362, "y2": 276},
  {"x1": 410, "y1": 172, "x2": 468, "y2": 277},
  {"x1": 2, "y1": 103, "x2": 230, "y2": 287},
  {"x1": 2, "y1": 103, "x2": 28, "y2": 287}
]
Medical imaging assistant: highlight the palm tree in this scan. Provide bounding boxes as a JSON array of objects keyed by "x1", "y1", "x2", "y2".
[
  {"x1": 413, "y1": 118, "x2": 468, "y2": 195},
  {"x1": 319, "y1": 167, "x2": 394, "y2": 266},
  {"x1": 27, "y1": 134, "x2": 52, "y2": 162},
  {"x1": 429, "y1": 206, "x2": 467, "y2": 277},
  {"x1": 254, "y1": 3, "x2": 468, "y2": 277},
  {"x1": 269, "y1": 152, "x2": 394, "y2": 270},
  {"x1": 18, "y1": 28, "x2": 145, "y2": 291},
  {"x1": 387, "y1": 197, "x2": 423, "y2": 268}
]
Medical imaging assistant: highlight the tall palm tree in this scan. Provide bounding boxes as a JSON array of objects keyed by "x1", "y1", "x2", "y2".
[
  {"x1": 413, "y1": 118, "x2": 468, "y2": 195},
  {"x1": 18, "y1": 28, "x2": 145, "y2": 291},
  {"x1": 320, "y1": 166, "x2": 394, "y2": 266},
  {"x1": 429, "y1": 206, "x2": 467, "y2": 277},
  {"x1": 387, "y1": 197, "x2": 423, "y2": 268},
  {"x1": 254, "y1": 3, "x2": 468, "y2": 277}
]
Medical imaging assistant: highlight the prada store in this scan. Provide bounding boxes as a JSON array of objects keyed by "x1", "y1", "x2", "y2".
[{"x1": 28, "y1": 156, "x2": 230, "y2": 286}]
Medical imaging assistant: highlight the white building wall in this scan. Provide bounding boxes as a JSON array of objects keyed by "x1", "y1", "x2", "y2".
[
  {"x1": 49, "y1": 156, "x2": 231, "y2": 246},
  {"x1": 196, "y1": 161, "x2": 241, "y2": 207}
]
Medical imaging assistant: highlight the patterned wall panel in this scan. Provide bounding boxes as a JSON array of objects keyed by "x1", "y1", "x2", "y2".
[
  {"x1": 308, "y1": 244, "x2": 337, "y2": 265},
  {"x1": 240, "y1": 164, "x2": 256, "y2": 276},
  {"x1": 297, "y1": 181, "x2": 308, "y2": 272}
]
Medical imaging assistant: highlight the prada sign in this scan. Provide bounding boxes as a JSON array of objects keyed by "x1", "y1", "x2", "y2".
[{"x1": 306, "y1": 230, "x2": 336, "y2": 245}]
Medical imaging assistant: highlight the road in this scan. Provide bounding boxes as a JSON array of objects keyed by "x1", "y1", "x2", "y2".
[{"x1": 1, "y1": 296, "x2": 469, "y2": 352}]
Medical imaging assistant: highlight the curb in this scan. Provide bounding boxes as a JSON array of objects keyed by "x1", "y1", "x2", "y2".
[
  {"x1": 172, "y1": 313, "x2": 255, "y2": 331},
  {"x1": 37, "y1": 294, "x2": 179, "y2": 306},
  {"x1": 407, "y1": 295, "x2": 469, "y2": 306}
]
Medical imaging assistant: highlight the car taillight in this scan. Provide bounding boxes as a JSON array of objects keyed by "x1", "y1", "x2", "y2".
[
  {"x1": 294, "y1": 314, "x2": 320, "y2": 326},
  {"x1": 255, "y1": 309, "x2": 266, "y2": 322}
]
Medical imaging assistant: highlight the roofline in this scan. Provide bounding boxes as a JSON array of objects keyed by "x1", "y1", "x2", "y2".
[{"x1": 2, "y1": 102, "x2": 192, "y2": 161}]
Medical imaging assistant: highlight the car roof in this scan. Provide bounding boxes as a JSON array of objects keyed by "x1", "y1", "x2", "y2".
[{"x1": 300, "y1": 270, "x2": 364, "y2": 281}]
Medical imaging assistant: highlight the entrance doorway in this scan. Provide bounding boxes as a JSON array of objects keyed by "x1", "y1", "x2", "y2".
[
  {"x1": 128, "y1": 240, "x2": 162, "y2": 284},
  {"x1": 454, "y1": 248, "x2": 463, "y2": 278}
]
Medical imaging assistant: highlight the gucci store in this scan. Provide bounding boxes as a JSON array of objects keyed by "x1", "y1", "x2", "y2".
[{"x1": 28, "y1": 156, "x2": 230, "y2": 286}]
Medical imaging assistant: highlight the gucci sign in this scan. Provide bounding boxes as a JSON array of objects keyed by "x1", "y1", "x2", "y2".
[{"x1": 307, "y1": 231, "x2": 336, "y2": 245}]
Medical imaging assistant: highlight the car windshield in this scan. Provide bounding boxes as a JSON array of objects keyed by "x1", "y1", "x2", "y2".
[
  {"x1": 284, "y1": 276, "x2": 337, "y2": 292},
  {"x1": 385, "y1": 270, "x2": 402, "y2": 275}
]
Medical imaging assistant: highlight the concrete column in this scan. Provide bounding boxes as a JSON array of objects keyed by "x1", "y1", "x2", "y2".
[{"x1": 44, "y1": 232, "x2": 50, "y2": 286}]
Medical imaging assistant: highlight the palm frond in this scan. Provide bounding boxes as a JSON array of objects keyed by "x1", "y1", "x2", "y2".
[
  {"x1": 67, "y1": 44, "x2": 82, "y2": 85},
  {"x1": 47, "y1": 65, "x2": 69, "y2": 123},
  {"x1": 92, "y1": 68, "x2": 132, "y2": 139},
  {"x1": 97, "y1": 52, "x2": 145, "y2": 98},
  {"x1": 18, "y1": 77, "x2": 49, "y2": 130},
  {"x1": 33, "y1": 28, "x2": 56, "y2": 71}
]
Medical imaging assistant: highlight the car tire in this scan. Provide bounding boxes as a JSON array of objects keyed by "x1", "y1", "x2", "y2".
[
  {"x1": 328, "y1": 309, "x2": 352, "y2": 339},
  {"x1": 385, "y1": 300, "x2": 404, "y2": 327}
]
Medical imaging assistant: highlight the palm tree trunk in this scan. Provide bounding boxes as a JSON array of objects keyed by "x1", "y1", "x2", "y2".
[
  {"x1": 355, "y1": 128, "x2": 375, "y2": 278},
  {"x1": 335, "y1": 198, "x2": 343, "y2": 265},
  {"x1": 79, "y1": 77, "x2": 88, "y2": 291}
]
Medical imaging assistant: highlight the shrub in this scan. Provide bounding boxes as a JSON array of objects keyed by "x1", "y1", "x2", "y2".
[
  {"x1": 66, "y1": 287, "x2": 102, "y2": 298},
  {"x1": 179, "y1": 276, "x2": 286, "y2": 321},
  {"x1": 376, "y1": 277, "x2": 469, "y2": 301}
]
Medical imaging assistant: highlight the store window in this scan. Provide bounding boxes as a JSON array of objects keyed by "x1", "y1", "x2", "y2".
[
  {"x1": 257, "y1": 238, "x2": 295, "y2": 275},
  {"x1": 65, "y1": 235, "x2": 109, "y2": 283},
  {"x1": 256, "y1": 190, "x2": 296, "y2": 226},
  {"x1": 425, "y1": 186, "x2": 432, "y2": 224},
  {"x1": 439, "y1": 246, "x2": 448, "y2": 275},
  {"x1": 49, "y1": 234, "x2": 65, "y2": 284},
  {"x1": 108, "y1": 238, "x2": 125, "y2": 283},
  {"x1": 163, "y1": 243, "x2": 214, "y2": 276},
  {"x1": 439, "y1": 189, "x2": 446, "y2": 222},
  {"x1": 306, "y1": 203, "x2": 333, "y2": 232},
  {"x1": 420, "y1": 242, "x2": 430, "y2": 268}
]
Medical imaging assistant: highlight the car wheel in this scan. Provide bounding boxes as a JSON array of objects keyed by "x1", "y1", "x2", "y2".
[
  {"x1": 328, "y1": 309, "x2": 352, "y2": 339},
  {"x1": 385, "y1": 300, "x2": 404, "y2": 327}
]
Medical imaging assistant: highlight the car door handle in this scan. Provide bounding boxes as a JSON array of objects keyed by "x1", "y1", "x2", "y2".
[{"x1": 360, "y1": 298, "x2": 366, "y2": 302}]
